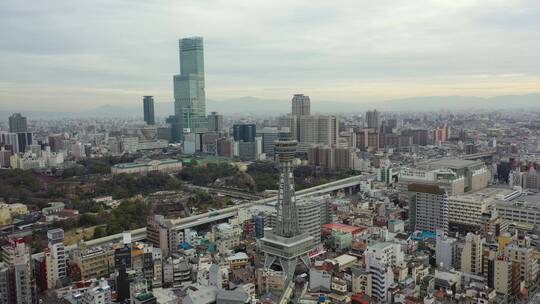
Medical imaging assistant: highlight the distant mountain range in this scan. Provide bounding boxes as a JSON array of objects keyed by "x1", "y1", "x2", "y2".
[{"x1": 1, "y1": 93, "x2": 539, "y2": 119}]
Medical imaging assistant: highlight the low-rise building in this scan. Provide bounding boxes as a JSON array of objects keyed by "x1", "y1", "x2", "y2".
[
  {"x1": 42, "y1": 202, "x2": 65, "y2": 216},
  {"x1": 351, "y1": 267, "x2": 372, "y2": 295},
  {"x1": 71, "y1": 246, "x2": 114, "y2": 281},
  {"x1": 111, "y1": 159, "x2": 182, "y2": 175},
  {"x1": 256, "y1": 268, "x2": 287, "y2": 294},
  {"x1": 227, "y1": 252, "x2": 249, "y2": 269},
  {"x1": 80, "y1": 278, "x2": 112, "y2": 304},
  {"x1": 215, "y1": 223, "x2": 242, "y2": 254}
]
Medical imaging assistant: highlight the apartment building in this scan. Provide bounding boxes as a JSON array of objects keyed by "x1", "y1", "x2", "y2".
[{"x1": 71, "y1": 246, "x2": 115, "y2": 281}]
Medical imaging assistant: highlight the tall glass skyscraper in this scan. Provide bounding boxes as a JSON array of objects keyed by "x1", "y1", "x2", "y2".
[
  {"x1": 173, "y1": 37, "x2": 207, "y2": 136},
  {"x1": 233, "y1": 123, "x2": 256, "y2": 142},
  {"x1": 8, "y1": 113, "x2": 27, "y2": 133},
  {"x1": 143, "y1": 96, "x2": 155, "y2": 125},
  {"x1": 291, "y1": 94, "x2": 310, "y2": 116}
]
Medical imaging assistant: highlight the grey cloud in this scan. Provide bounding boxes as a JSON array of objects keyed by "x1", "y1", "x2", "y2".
[{"x1": 0, "y1": 0, "x2": 539, "y2": 110}]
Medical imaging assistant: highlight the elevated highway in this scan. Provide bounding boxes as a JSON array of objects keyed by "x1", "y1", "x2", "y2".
[
  {"x1": 59, "y1": 174, "x2": 374, "y2": 251},
  {"x1": 459, "y1": 150, "x2": 496, "y2": 161},
  {"x1": 183, "y1": 184, "x2": 262, "y2": 200}
]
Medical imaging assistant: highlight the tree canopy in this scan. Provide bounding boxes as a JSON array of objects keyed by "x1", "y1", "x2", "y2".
[
  {"x1": 96, "y1": 172, "x2": 183, "y2": 199},
  {"x1": 178, "y1": 163, "x2": 238, "y2": 186},
  {"x1": 0, "y1": 169, "x2": 41, "y2": 201}
]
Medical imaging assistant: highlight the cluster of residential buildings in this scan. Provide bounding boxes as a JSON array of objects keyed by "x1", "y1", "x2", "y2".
[
  {"x1": 16, "y1": 168, "x2": 538, "y2": 303},
  {"x1": 10, "y1": 132, "x2": 535, "y2": 303}
]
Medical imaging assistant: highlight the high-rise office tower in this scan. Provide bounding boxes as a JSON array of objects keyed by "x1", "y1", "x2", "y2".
[
  {"x1": 166, "y1": 115, "x2": 182, "y2": 143},
  {"x1": 233, "y1": 123, "x2": 256, "y2": 142},
  {"x1": 0, "y1": 150, "x2": 12, "y2": 168},
  {"x1": 8, "y1": 113, "x2": 27, "y2": 133},
  {"x1": 289, "y1": 94, "x2": 310, "y2": 141},
  {"x1": 432, "y1": 125, "x2": 450, "y2": 144},
  {"x1": 298, "y1": 115, "x2": 339, "y2": 146},
  {"x1": 48, "y1": 135, "x2": 65, "y2": 152},
  {"x1": 408, "y1": 183, "x2": 449, "y2": 236},
  {"x1": 16, "y1": 132, "x2": 32, "y2": 154},
  {"x1": 277, "y1": 115, "x2": 298, "y2": 141},
  {"x1": 260, "y1": 137, "x2": 315, "y2": 279},
  {"x1": 401, "y1": 129, "x2": 428, "y2": 146},
  {"x1": 365, "y1": 110, "x2": 380, "y2": 129},
  {"x1": 46, "y1": 228, "x2": 66, "y2": 289},
  {"x1": 234, "y1": 123, "x2": 258, "y2": 160},
  {"x1": 1, "y1": 133, "x2": 19, "y2": 154},
  {"x1": 7, "y1": 113, "x2": 31, "y2": 153},
  {"x1": 257, "y1": 127, "x2": 280, "y2": 157},
  {"x1": 173, "y1": 37, "x2": 207, "y2": 136},
  {"x1": 217, "y1": 138, "x2": 235, "y2": 158},
  {"x1": 143, "y1": 96, "x2": 155, "y2": 125},
  {"x1": 207, "y1": 112, "x2": 223, "y2": 133},
  {"x1": 292, "y1": 94, "x2": 311, "y2": 116}
]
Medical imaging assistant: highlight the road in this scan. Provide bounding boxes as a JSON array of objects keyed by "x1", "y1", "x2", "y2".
[{"x1": 184, "y1": 184, "x2": 262, "y2": 200}]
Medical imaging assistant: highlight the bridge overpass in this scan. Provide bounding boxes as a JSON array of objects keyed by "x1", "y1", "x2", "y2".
[
  {"x1": 183, "y1": 184, "x2": 262, "y2": 201},
  {"x1": 459, "y1": 150, "x2": 496, "y2": 161},
  {"x1": 169, "y1": 174, "x2": 374, "y2": 227},
  {"x1": 61, "y1": 174, "x2": 374, "y2": 251}
]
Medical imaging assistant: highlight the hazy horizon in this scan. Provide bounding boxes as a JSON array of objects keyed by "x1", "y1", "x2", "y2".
[{"x1": 1, "y1": 0, "x2": 540, "y2": 111}]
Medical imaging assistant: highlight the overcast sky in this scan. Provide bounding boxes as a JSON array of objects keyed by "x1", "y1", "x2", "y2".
[{"x1": 1, "y1": 0, "x2": 539, "y2": 111}]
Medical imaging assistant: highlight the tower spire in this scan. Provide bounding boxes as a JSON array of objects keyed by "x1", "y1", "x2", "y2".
[
  {"x1": 259, "y1": 133, "x2": 316, "y2": 279},
  {"x1": 274, "y1": 136, "x2": 299, "y2": 237}
]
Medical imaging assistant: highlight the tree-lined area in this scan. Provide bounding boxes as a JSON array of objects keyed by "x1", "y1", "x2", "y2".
[
  {"x1": 176, "y1": 161, "x2": 353, "y2": 192},
  {"x1": 178, "y1": 162, "x2": 238, "y2": 185},
  {"x1": 246, "y1": 162, "x2": 353, "y2": 192},
  {"x1": 0, "y1": 169, "x2": 42, "y2": 202},
  {"x1": 2, "y1": 157, "x2": 354, "y2": 251},
  {"x1": 60, "y1": 154, "x2": 141, "y2": 178},
  {"x1": 95, "y1": 172, "x2": 183, "y2": 199}
]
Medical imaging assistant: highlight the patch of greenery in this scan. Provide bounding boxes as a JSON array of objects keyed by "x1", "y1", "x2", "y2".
[
  {"x1": 95, "y1": 172, "x2": 183, "y2": 199},
  {"x1": 178, "y1": 162, "x2": 238, "y2": 186},
  {"x1": 246, "y1": 162, "x2": 278, "y2": 192},
  {"x1": 105, "y1": 199, "x2": 150, "y2": 235},
  {"x1": 188, "y1": 190, "x2": 232, "y2": 212},
  {"x1": 246, "y1": 161, "x2": 354, "y2": 192},
  {"x1": 93, "y1": 226, "x2": 107, "y2": 238},
  {"x1": 78, "y1": 213, "x2": 100, "y2": 226},
  {"x1": 61, "y1": 154, "x2": 142, "y2": 178},
  {"x1": 0, "y1": 169, "x2": 41, "y2": 202}
]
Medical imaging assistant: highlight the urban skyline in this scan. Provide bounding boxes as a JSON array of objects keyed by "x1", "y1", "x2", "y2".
[{"x1": 2, "y1": 2, "x2": 540, "y2": 304}]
